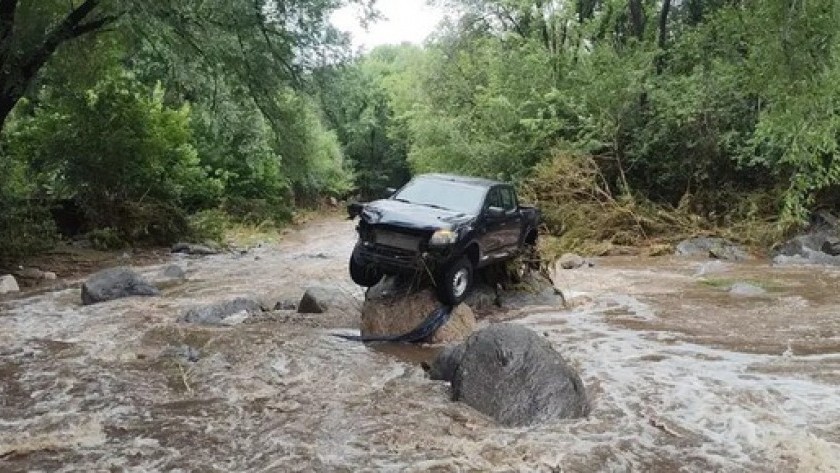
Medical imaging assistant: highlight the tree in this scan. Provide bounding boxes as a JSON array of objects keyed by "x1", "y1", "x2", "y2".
[{"x1": 0, "y1": 0, "x2": 372, "y2": 136}]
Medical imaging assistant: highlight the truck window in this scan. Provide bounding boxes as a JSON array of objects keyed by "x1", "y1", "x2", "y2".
[
  {"x1": 485, "y1": 188, "x2": 503, "y2": 209},
  {"x1": 499, "y1": 187, "x2": 516, "y2": 211}
]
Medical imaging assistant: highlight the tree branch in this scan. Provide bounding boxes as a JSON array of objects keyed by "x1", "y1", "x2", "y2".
[
  {"x1": 20, "y1": 0, "x2": 102, "y2": 80},
  {"x1": 71, "y1": 14, "x2": 123, "y2": 39}
]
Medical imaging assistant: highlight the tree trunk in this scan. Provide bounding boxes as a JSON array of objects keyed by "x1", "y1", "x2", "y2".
[
  {"x1": 628, "y1": 0, "x2": 646, "y2": 40},
  {"x1": 0, "y1": 95, "x2": 15, "y2": 134},
  {"x1": 655, "y1": 0, "x2": 672, "y2": 73}
]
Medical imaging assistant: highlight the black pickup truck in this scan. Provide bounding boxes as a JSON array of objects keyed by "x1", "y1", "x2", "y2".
[{"x1": 347, "y1": 173, "x2": 541, "y2": 304}]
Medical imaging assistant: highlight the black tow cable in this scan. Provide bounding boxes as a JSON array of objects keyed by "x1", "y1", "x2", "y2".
[{"x1": 333, "y1": 305, "x2": 454, "y2": 343}]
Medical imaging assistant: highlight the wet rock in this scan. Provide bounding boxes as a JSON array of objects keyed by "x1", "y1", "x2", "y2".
[
  {"x1": 821, "y1": 238, "x2": 840, "y2": 256},
  {"x1": 676, "y1": 237, "x2": 749, "y2": 261},
  {"x1": 447, "y1": 324, "x2": 589, "y2": 426},
  {"x1": 163, "y1": 265, "x2": 186, "y2": 279},
  {"x1": 171, "y1": 242, "x2": 219, "y2": 256},
  {"x1": 775, "y1": 234, "x2": 825, "y2": 258},
  {"x1": 424, "y1": 344, "x2": 465, "y2": 381},
  {"x1": 729, "y1": 282, "x2": 767, "y2": 297},
  {"x1": 178, "y1": 297, "x2": 263, "y2": 325},
  {"x1": 273, "y1": 299, "x2": 298, "y2": 311},
  {"x1": 149, "y1": 265, "x2": 187, "y2": 289},
  {"x1": 81, "y1": 267, "x2": 160, "y2": 305},
  {"x1": 463, "y1": 282, "x2": 500, "y2": 312},
  {"x1": 558, "y1": 253, "x2": 586, "y2": 270},
  {"x1": 0, "y1": 275, "x2": 20, "y2": 294},
  {"x1": 773, "y1": 233, "x2": 840, "y2": 266},
  {"x1": 15, "y1": 267, "x2": 44, "y2": 280},
  {"x1": 161, "y1": 345, "x2": 201, "y2": 363},
  {"x1": 499, "y1": 272, "x2": 565, "y2": 309},
  {"x1": 361, "y1": 277, "x2": 476, "y2": 344},
  {"x1": 297, "y1": 286, "x2": 356, "y2": 314}
]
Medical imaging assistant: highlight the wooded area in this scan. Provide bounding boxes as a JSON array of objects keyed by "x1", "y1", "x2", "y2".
[{"x1": 2, "y1": 0, "x2": 839, "y2": 260}]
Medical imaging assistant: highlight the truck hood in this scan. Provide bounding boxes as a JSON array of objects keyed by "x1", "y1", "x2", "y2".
[{"x1": 360, "y1": 199, "x2": 474, "y2": 231}]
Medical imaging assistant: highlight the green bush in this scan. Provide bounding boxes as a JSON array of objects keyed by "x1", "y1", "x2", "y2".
[
  {"x1": 188, "y1": 209, "x2": 229, "y2": 243},
  {"x1": 7, "y1": 71, "x2": 209, "y2": 245},
  {"x1": 87, "y1": 227, "x2": 126, "y2": 251},
  {"x1": 0, "y1": 143, "x2": 57, "y2": 261}
]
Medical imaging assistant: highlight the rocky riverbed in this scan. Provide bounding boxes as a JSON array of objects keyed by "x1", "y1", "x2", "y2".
[{"x1": 1, "y1": 217, "x2": 839, "y2": 471}]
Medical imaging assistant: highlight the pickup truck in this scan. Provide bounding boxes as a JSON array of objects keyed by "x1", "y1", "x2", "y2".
[{"x1": 347, "y1": 173, "x2": 541, "y2": 305}]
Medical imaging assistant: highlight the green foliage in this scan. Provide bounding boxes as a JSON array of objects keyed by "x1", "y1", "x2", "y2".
[
  {"x1": 188, "y1": 209, "x2": 229, "y2": 244},
  {"x1": 87, "y1": 227, "x2": 127, "y2": 251},
  {"x1": 316, "y1": 45, "x2": 416, "y2": 197},
  {"x1": 352, "y1": 0, "x2": 840, "y2": 240},
  {"x1": 7, "y1": 70, "x2": 206, "y2": 244}
]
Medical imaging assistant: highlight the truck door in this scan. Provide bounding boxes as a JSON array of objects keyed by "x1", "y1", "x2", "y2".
[
  {"x1": 480, "y1": 187, "x2": 506, "y2": 260},
  {"x1": 498, "y1": 186, "x2": 522, "y2": 252}
]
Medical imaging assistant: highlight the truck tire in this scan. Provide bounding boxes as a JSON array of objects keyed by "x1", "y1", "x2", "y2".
[
  {"x1": 436, "y1": 256, "x2": 473, "y2": 305},
  {"x1": 349, "y1": 248, "x2": 383, "y2": 287}
]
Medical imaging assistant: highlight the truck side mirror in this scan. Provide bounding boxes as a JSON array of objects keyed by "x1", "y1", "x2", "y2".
[
  {"x1": 487, "y1": 206, "x2": 505, "y2": 219},
  {"x1": 347, "y1": 202, "x2": 364, "y2": 220}
]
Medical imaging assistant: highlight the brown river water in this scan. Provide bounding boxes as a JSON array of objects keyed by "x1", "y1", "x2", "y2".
[{"x1": 1, "y1": 218, "x2": 838, "y2": 472}]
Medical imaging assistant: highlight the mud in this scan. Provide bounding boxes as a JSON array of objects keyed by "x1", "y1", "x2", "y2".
[{"x1": 1, "y1": 217, "x2": 838, "y2": 472}]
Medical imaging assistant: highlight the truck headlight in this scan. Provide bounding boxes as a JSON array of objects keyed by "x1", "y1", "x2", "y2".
[{"x1": 429, "y1": 229, "x2": 457, "y2": 246}]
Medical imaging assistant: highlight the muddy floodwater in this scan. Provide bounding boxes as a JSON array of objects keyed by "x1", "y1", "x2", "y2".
[{"x1": 1, "y1": 218, "x2": 839, "y2": 472}]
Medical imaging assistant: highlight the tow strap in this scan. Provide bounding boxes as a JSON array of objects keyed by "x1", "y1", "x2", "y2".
[{"x1": 334, "y1": 305, "x2": 454, "y2": 343}]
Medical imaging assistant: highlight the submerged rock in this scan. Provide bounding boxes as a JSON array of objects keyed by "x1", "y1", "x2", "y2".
[
  {"x1": 676, "y1": 237, "x2": 749, "y2": 261},
  {"x1": 178, "y1": 297, "x2": 263, "y2": 325},
  {"x1": 149, "y1": 264, "x2": 187, "y2": 289},
  {"x1": 729, "y1": 282, "x2": 767, "y2": 297},
  {"x1": 438, "y1": 323, "x2": 589, "y2": 426},
  {"x1": 361, "y1": 277, "x2": 475, "y2": 344},
  {"x1": 0, "y1": 275, "x2": 20, "y2": 295},
  {"x1": 81, "y1": 267, "x2": 160, "y2": 305}
]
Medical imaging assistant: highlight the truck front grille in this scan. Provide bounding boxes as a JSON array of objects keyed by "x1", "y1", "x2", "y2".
[{"x1": 375, "y1": 230, "x2": 422, "y2": 252}]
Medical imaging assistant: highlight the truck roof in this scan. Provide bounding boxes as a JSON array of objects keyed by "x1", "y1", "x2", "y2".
[{"x1": 417, "y1": 173, "x2": 505, "y2": 189}]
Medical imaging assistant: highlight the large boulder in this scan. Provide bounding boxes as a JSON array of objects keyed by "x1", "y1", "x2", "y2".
[
  {"x1": 437, "y1": 323, "x2": 589, "y2": 426},
  {"x1": 676, "y1": 237, "x2": 749, "y2": 261},
  {"x1": 178, "y1": 297, "x2": 263, "y2": 325},
  {"x1": 81, "y1": 267, "x2": 160, "y2": 305},
  {"x1": 0, "y1": 275, "x2": 20, "y2": 295},
  {"x1": 361, "y1": 277, "x2": 476, "y2": 344}
]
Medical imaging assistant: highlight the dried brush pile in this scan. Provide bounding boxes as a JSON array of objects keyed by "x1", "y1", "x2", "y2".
[{"x1": 519, "y1": 152, "x2": 781, "y2": 259}]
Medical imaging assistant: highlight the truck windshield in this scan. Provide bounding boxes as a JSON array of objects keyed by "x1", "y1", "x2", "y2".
[{"x1": 393, "y1": 178, "x2": 486, "y2": 215}]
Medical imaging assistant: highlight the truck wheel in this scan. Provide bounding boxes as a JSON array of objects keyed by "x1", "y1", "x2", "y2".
[
  {"x1": 349, "y1": 249, "x2": 382, "y2": 287},
  {"x1": 437, "y1": 257, "x2": 473, "y2": 305}
]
